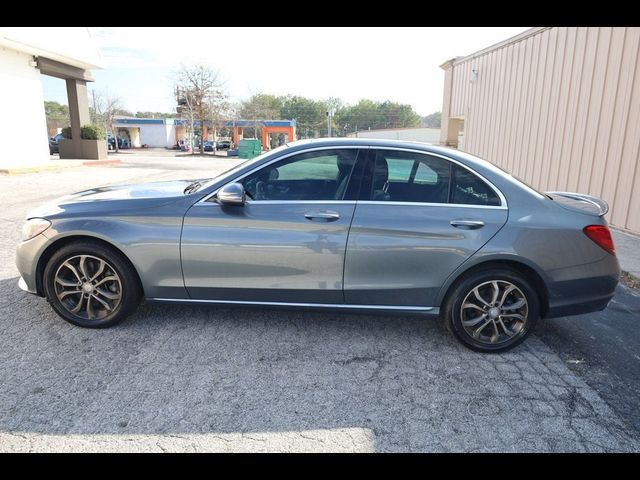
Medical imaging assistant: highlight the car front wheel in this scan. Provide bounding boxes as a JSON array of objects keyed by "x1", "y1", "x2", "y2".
[
  {"x1": 443, "y1": 268, "x2": 539, "y2": 352},
  {"x1": 43, "y1": 241, "x2": 142, "y2": 328}
]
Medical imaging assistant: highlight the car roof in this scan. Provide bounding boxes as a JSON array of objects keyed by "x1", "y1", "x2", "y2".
[
  {"x1": 285, "y1": 137, "x2": 460, "y2": 156},
  {"x1": 282, "y1": 137, "x2": 520, "y2": 191}
]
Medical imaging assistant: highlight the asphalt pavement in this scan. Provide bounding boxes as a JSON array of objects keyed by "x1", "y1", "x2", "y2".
[{"x1": 0, "y1": 154, "x2": 638, "y2": 452}]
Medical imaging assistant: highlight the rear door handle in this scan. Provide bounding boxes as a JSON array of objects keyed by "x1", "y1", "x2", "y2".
[
  {"x1": 304, "y1": 210, "x2": 340, "y2": 222},
  {"x1": 450, "y1": 219, "x2": 485, "y2": 229}
]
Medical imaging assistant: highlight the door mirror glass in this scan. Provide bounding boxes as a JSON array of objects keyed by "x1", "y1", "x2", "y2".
[{"x1": 217, "y1": 183, "x2": 246, "y2": 206}]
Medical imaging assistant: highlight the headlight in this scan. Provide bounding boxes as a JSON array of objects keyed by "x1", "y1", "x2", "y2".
[{"x1": 21, "y1": 218, "x2": 51, "y2": 241}]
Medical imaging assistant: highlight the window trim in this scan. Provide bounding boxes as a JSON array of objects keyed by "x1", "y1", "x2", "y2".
[
  {"x1": 198, "y1": 145, "x2": 507, "y2": 210},
  {"x1": 199, "y1": 145, "x2": 365, "y2": 204},
  {"x1": 362, "y1": 147, "x2": 507, "y2": 209}
]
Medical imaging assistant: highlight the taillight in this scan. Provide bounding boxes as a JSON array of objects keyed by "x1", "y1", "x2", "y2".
[{"x1": 583, "y1": 225, "x2": 615, "y2": 256}]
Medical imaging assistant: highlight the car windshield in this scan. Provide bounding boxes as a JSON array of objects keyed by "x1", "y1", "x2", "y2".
[{"x1": 198, "y1": 143, "x2": 291, "y2": 190}]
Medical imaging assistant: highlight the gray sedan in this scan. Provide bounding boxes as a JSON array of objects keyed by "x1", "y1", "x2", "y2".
[{"x1": 16, "y1": 139, "x2": 620, "y2": 352}]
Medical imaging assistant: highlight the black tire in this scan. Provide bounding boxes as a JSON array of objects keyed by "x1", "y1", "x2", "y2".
[
  {"x1": 43, "y1": 240, "x2": 142, "y2": 328},
  {"x1": 442, "y1": 268, "x2": 539, "y2": 353}
]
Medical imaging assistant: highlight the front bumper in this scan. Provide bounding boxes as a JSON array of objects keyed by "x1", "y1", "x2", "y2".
[
  {"x1": 15, "y1": 232, "x2": 51, "y2": 297},
  {"x1": 18, "y1": 276, "x2": 36, "y2": 294}
]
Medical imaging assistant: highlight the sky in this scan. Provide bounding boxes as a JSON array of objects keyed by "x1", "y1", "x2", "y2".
[{"x1": 41, "y1": 27, "x2": 530, "y2": 117}]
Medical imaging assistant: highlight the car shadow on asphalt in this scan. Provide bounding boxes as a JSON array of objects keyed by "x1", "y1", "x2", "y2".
[{"x1": 1, "y1": 276, "x2": 638, "y2": 452}]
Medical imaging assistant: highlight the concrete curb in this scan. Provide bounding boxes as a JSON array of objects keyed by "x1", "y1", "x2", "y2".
[
  {"x1": 0, "y1": 164, "x2": 66, "y2": 175},
  {"x1": 0, "y1": 159, "x2": 122, "y2": 174},
  {"x1": 82, "y1": 159, "x2": 122, "y2": 167}
]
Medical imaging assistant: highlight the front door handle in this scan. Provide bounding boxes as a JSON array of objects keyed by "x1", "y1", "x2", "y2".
[
  {"x1": 450, "y1": 219, "x2": 485, "y2": 229},
  {"x1": 304, "y1": 210, "x2": 340, "y2": 222}
]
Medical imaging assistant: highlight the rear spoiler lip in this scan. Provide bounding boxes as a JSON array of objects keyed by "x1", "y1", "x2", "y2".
[{"x1": 546, "y1": 191, "x2": 609, "y2": 216}]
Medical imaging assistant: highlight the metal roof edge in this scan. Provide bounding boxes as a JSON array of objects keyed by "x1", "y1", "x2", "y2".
[{"x1": 449, "y1": 27, "x2": 550, "y2": 67}]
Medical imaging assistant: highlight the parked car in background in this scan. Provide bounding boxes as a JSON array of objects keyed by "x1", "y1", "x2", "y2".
[
  {"x1": 107, "y1": 135, "x2": 129, "y2": 150},
  {"x1": 48, "y1": 133, "x2": 65, "y2": 155},
  {"x1": 203, "y1": 141, "x2": 216, "y2": 152},
  {"x1": 16, "y1": 138, "x2": 620, "y2": 352},
  {"x1": 216, "y1": 140, "x2": 232, "y2": 150}
]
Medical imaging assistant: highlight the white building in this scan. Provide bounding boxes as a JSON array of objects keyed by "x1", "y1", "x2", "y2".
[
  {"x1": 114, "y1": 117, "x2": 178, "y2": 148},
  {"x1": 0, "y1": 27, "x2": 103, "y2": 169},
  {"x1": 348, "y1": 127, "x2": 442, "y2": 144}
]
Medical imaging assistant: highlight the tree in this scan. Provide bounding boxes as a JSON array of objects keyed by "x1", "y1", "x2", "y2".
[
  {"x1": 135, "y1": 111, "x2": 176, "y2": 119},
  {"x1": 335, "y1": 99, "x2": 421, "y2": 135},
  {"x1": 280, "y1": 95, "x2": 325, "y2": 139},
  {"x1": 174, "y1": 64, "x2": 227, "y2": 154},
  {"x1": 421, "y1": 111, "x2": 441, "y2": 128},
  {"x1": 90, "y1": 89, "x2": 125, "y2": 152},
  {"x1": 44, "y1": 101, "x2": 69, "y2": 135},
  {"x1": 237, "y1": 94, "x2": 282, "y2": 139}
]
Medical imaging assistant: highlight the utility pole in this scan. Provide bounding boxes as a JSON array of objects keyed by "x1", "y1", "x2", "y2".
[{"x1": 326, "y1": 108, "x2": 335, "y2": 137}]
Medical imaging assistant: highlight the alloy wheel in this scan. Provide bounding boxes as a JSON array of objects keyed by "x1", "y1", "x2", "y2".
[
  {"x1": 54, "y1": 255, "x2": 122, "y2": 321},
  {"x1": 459, "y1": 280, "x2": 528, "y2": 345}
]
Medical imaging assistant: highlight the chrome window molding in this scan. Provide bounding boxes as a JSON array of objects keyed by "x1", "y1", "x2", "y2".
[
  {"x1": 199, "y1": 145, "x2": 365, "y2": 204},
  {"x1": 356, "y1": 201, "x2": 507, "y2": 210},
  {"x1": 198, "y1": 144, "x2": 508, "y2": 210}
]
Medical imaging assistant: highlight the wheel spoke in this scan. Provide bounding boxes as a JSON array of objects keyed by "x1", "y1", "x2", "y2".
[
  {"x1": 502, "y1": 298, "x2": 526, "y2": 311},
  {"x1": 59, "y1": 289, "x2": 82, "y2": 300},
  {"x1": 462, "y1": 314, "x2": 486, "y2": 327},
  {"x1": 472, "y1": 318, "x2": 493, "y2": 338},
  {"x1": 70, "y1": 295, "x2": 85, "y2": 314},
  {"x1": 489, "y1": 321, "x2": 499, "y2": 343},
  {"x1": 95, "y1": 287, "x2": 120, "y2": 300},
  {"x1": 78, "y1": 255, "x2": 89, "y2": 280},
  {"x1": 56, "y1": 277, "x2": 79, "y2": 287},
  {"x1": 500, "y1": 313, "x2": 525, "y2": 321},
  {"x1": 462, "y1": 302, "x2": 485, "y2": 312},
  {"x1": 91, "y1": 293, "x2": 111, "y2": 311},
  {"x1": 498, "y1": 285, "x2": 516, "y2": 307},
  {"x1": 473, "y1": 287, "x2": 491, "y2": 307},
  {"x1": 61, "y1": 261, "x2": 82, "y2": 283},
  {"x1": 497, "y1": 318, "x2": 515, "y2": 337},
  {"x1": 86, "y1": 296, "x2": 95, "y2": 319},
  {"x1": 93, "y1": 276, "x2": 118, "y2": 288},
  {"x1": 88, "y1": 259, "x2": 106, "y2": 282},
  {"x1": 490, "y1": 281, "x2": 500, "y2": 305}
]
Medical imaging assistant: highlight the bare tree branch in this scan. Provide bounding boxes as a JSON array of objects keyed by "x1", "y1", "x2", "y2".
[{"x1": 174, "y1": 64, "x2": 227, "y2": 154}]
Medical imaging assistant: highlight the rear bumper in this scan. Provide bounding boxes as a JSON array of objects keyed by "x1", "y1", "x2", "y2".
[{"x1": 544, "y1": 254, "x2": 620, "y2": 319}]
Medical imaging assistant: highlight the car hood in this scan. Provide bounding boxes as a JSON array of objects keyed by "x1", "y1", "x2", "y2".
[
  {"x1": 59, "y1": 179, "x2": 204, "y2": 201},
  {"x1": 27, "y1": 179, "x2": 207, "y2": 219}
]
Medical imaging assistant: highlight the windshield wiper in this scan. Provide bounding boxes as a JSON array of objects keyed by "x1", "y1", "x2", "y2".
[{"x1": 183, "y1": 181, "x2": 202, "y2": 194}]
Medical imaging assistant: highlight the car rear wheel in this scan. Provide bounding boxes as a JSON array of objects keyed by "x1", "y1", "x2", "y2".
[
  {"x1": 43, "y1": 241, "x2": 142, "y2": 328},
  {"x1": 443, "y1": 268, "x2": 539, "y2": 352}
]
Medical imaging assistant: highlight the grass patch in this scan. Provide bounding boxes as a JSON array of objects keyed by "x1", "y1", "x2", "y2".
[{"x1": 621, "y1": 271, "x2": 640, "y2": 291}]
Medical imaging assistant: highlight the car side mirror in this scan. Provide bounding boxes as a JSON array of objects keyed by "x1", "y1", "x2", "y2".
[{"x1": 217, "y1": 183, "x2": 246, "y2": 206}]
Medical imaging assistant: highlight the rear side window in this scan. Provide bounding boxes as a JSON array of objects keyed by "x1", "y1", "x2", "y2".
[
  {"x1": 370, "y1": 151, "x2": 451, "y2": 204},
  {"x1": 452, "y1": 165, "x2": 501, "y2": 206}
]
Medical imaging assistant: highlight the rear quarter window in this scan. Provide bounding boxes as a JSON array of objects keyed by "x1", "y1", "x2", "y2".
[{"x1": 452, "y1": 165, "x2": 501, "y2": 206}]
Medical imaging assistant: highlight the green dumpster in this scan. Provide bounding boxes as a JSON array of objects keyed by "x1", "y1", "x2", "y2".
[{"x1": 238, "y1": 139, "x2": 262, "y2": 159}]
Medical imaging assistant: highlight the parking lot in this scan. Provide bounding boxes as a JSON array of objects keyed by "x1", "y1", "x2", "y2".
[{"x1": 1, "y1": 153, "x2": 639, "y2": 452}]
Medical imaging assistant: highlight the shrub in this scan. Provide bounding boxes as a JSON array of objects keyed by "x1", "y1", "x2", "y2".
[
  {"x1": 80, "y1": 124, "x2": 104, "y2": 140},
  {"x1": 61, "y1": 126, "x2": 72, "y2": 139}
]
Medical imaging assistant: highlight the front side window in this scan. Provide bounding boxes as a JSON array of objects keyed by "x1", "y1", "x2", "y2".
[
  {"x1": 242, "y1": 149, "x2": 359, "y2": 201},
  {"x1": 370, "y1": 151, "x2": 451, "y2": 203}
]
